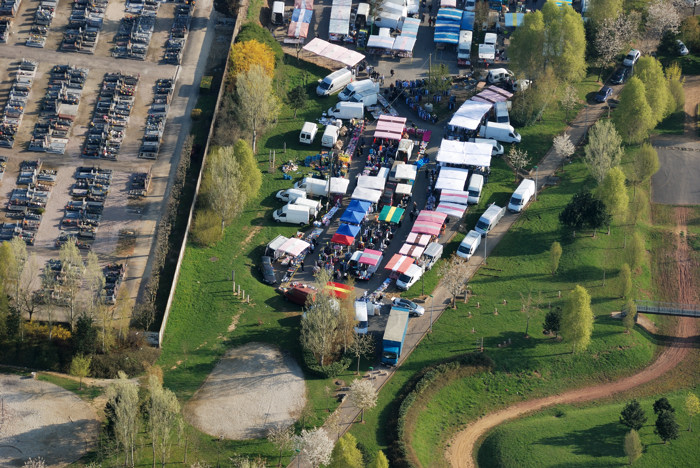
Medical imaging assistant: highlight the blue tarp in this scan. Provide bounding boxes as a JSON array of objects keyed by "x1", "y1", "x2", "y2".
[
  {"x1": 347, "y1": 199, "x2": 372, "y2": 214},
  {"x1": 434, "y1": 31, "x2": 459, "y2": 44},
  {"x1": 401, "y1": 17, "x2": 420, "y2": 38},
  {"x1": 436, "y1": 8, "x2": 462, "y2": 23},
  {"x1": 340, "y1": 209, "x2": 365, "y2": 224},
  {"x1": 435, "y1": 8, "x2": 462, "y2": 44},
  {"x1": 337, "y1": 223, "x2": 361, "y2": 238},
  {"x1": 461, "y1": 12, "x2": 475, "y2": 31}
]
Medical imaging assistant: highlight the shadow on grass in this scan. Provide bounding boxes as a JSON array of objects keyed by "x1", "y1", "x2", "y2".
[{"x1": 537, "y1": 421, "x2": 623, "y2": 457}]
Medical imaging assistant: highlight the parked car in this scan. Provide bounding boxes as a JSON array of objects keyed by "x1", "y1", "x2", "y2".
[
  {"x1": 610, "y1": 66, "x2": 632, "y2": 85},
  {"x1": 595, "y1": 86, "x2": 613, "y2": 103},
  {"x1": 260, "y1": 256, "x2": 277, "y2": 284},
  {"x1": 677, "y1": 40, "x2": 689, "y2": 56},
  {"x1": 392, "y1": 297, "x2": 425, "y2": 317},
  {"x1": 623, "y1": 49, "x2": 641, "y2": 67}
]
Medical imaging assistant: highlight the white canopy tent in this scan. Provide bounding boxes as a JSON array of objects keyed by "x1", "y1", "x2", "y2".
[
  {"x1": 448, "y1": 101, "x2": 493, "y2": 131},
  {"x1": 351, "y1": 186, "x2": 383, "y2": 203},
  {"x1": 394, "y1": 164, "x2": 417, "y2": 181},
  {"x1": 435, "y1": 176, "x2": 468, "y2": 191},
  {"x1": 367, "y1": 35, "x2": 396, "y2": 49},
  {"x1": 436, "y1": 201, "x2": 468, "y2": 218},
  {"x1": 483, "y1": 32, "x2": 497, "y2": 45},
  {"x1": 330, "y1": 177, "x2": 350, "y2": 194},
  {"x1": 440, "y1": 189, "x2": 471, "y2": 205},
  {"x1": 357, "y1": 175, "x2": 386, "y2": 191},
  {"x1": 267, "y1": 235, "x2": 289, "y2": 257},
  {"x1": 278, "y1": 238, "x2": 311, "y2": 257},
  {"x1": 395, "y1": 183, "x2": 413, "y2": 195},
  {"x1": 439, "y1": 167, "x2": 471, "y2": 180},
  {"x1": 436, "y1": 140, "x2": 493, "y2": 167},
  {"x1": 302, "y1": 38, "x2": 365, "y2": 67}
]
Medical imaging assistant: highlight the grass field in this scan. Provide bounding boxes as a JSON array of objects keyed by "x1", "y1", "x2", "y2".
[
  {"x1": 36, "y1": 373, "x2": 102, "y2": 401},
  {"x1": 477, "y1": 389, "x2": 700, "y2": 468}
]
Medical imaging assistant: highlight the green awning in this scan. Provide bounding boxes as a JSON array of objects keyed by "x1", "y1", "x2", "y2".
[{"x1": 378, "y1": 205, "x2": 405, "y2": 223}]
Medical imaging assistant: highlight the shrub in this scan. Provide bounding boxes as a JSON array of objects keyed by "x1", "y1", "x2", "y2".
[
  {"x1": 91, "y1": 347, "x2": 160, "y2": 378},
  {"x1": 191, "y1": 209, "x2": 223, "y2": 247},
  {"x1": 236, "y1": 22, "x2": 284, "y2": 64},
  {"x1": 302, "y1": 349, "x2": 352, "y2": 378},
  {"x1": 191, "y1": 108, "x2": 203, "y2": 120}
]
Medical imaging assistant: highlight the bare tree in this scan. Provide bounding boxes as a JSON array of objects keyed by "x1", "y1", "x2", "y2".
[
  {"x1": 23, "y1": 458, "x2": 45, "y2": 468},
  {"x1": 40, "y1": 268, "x2": 58, "y2": 340},
  {"x1": 645, "y1": 0, "x2": 681, "y2": 50},
  {"x1": 553, "y1": 133, "x2": 575, "y2": 160},
  {"x1": 236, "y1": 64, "x2": 281, "y2": 153},
  {"x1": 18, "y1": 254, "x2": 40, "y2": 321},
  {"x1": 594, "y1": 14, "x2": 638, "y2": 79},
  {"x1": 106, "y1": 371, "x2": 140, "y2": 467},
  {"x1": 267, "y1": 423, "x2": 294, "y2": 467},
  {"x1": 8, "y1": 236, "x2": 27, "y2": 304},
  {"x1": 294, "y1": 428, "x2": 334, "y2": 468},
  {"x1": 584, "y1": 119, "x2": 624, "y2": 184},
  {"x1": 84, "y1": 251, "x2": 105, "y2": 314},
  {"x1": 438, "y1": 256, "x2": 470, "y2": 308},
  {"x1": 201, "y1": 146, "x2": 245, "y2": 234},
  {"x1": 349, "y1": 378, "x2": 378, "y2": 423},
  {"x1": 300, "y1": 270, "x2": 340, "y2": 367},
  {"x1": 506, "y1": 147, "x2": 531, "y2": 183},
  {"x1": 59, "y1": 240, "x2": 85, "y2": 329},
  {"x1": 559, "y1": 85, "x2": 578, "y2": 122},
  {"x1": 348, "y1": 333, "x2": 375, "y2": 375},
  {"x1": 147, "y1": 375, "x2": 182, "y2": 468}
]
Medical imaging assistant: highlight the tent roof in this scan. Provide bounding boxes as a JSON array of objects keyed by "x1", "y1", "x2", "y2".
[
  {"x1": 385, "y1": 254, "x2": 415, "y2": 273},
  {"x1": 354, "y1": 301, "x2": 368, "y2": 321},
  {"x1": 395, "y1": 183, "x2": 413, "y2": 195},
  {"x1": 478, "y1": 43, "x2": 496, "y2": 59},
  {"x1": 359, "y1": 249, "x2": 383, "y2": 266},
  {"x1": 347, "y1": 199, "x2": 371, "y2": 214},
  {"x1": 340, "y1": 209, "x2": 365, "y2": 224},
  {"x1": 294, "y1": 0, "x2": 314, "y2": 8},
  {"x1": 331, "y1": 233, "x2": 355, "y2": 245},
  {"x1": 471, "y1": 85, "x2": 513, "y2": 104},
  {"x1": 406, "y1": 232, "x2": 432, "y2": 246},
  {"x1": 394, "y1": 164, "x2": 417, "y2": 180},
  {"x1": 288, "y1": 9, "x2": 313, "y2": 38},
  {"x1": 399, "y1": 243, "x2": 425, "y2": 258},
  {"x1": 351, "y1": 186, "x2": 382, "y2": 203},
  {"x1": 416, "y1": 210, "x2": 448, "y2": 225},
  {"x1": 392, "y1": 36, "x2": 416, "y2": 52},
  {"x1": 367, "y1": 35, "x2": 396, "y2": 49},
  {"x1": 483, "y1": 32, "x2": 497, "y2": 44},
  {"x1": 374, "y1": 115, "x2": 407, "y2": 141},
  {"x1": 436, "y1": 8, "x2": 463, "y2": 23},
  {"x1": 378, "y1": 205, "x2": 405, "y2": 223},
  {"x1": 436, "y1": 139, "x2": 493, "y2": 167},
  {"x1": 436, "y1": 201, "x2": 468, "y2": 218},
  {"x1": 461, "y1": 11, "x2": 475, "y2": 30},
  {"x1": 440, "y1": 189, "x2": 470, "y2": 204},
  {"x1": 329, "y1": 18, "x2": 349, "y2": 36},
  {"x1": 302, "y1": 38, "x2": 365, "y2": 67},
  {"x1": 435, "y1": 175, "x2": 467, "y2": 191},
  {"x1": 268, "y1": 235, "x2": 288, "y2": 252},
  {"x1": 325, "y1": 281, "x2": 353, "y2": 298},
  {"x1": 505, "y1": 12, "x2": 525, "y2": 27},
  {"x1": 330, "y1": 177, "x2": 350, "y2": 194},
  {"x1": 448, "y1": 100, "x2": 493, "y2": 130},
  {"x1": 411, "y1": 221, "x2": 442, "y2": 236},
  {"x1": 401, "y1": 17, "x2": 420, "y2": 37},
  {"x1": 337, "y1": 223, "x2": 361, "y2": 238},
  {"x1": 278, "y1": 238, "x2": 310, "y2": 256},
  {"x1": 357, "y1": 175, "x2": 386, "y2": 191},
  {"x1": 439, "y1": 166, "x2": 471, "y2": 180},
  {"x1": 440, "y1": 0, "x2": 457, "y2": 7}
]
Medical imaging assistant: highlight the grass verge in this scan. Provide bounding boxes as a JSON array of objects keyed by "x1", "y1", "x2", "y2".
[{"x1": 36, "y1": 373, "x2": 102, "y2": 401}]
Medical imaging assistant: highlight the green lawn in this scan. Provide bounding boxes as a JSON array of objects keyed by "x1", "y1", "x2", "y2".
[
  {"x1": 655, "y1": 110, "x2": 686, "y2": 135},
  {"x1": 36, "y1": 373, "x2": 102, "y2": 401},
  {"x1": 477, "y1": 390, "x2": 700, "y2": 468}
]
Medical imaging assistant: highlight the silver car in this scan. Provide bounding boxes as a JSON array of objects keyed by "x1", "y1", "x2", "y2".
[{"x1": 392, "y1": 297, "x2": 425, "y2": 316}]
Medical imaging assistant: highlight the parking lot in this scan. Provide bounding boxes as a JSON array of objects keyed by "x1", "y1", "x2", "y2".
[{"x1": 0, "y1": 0, "x2": 220, "y2": 323}]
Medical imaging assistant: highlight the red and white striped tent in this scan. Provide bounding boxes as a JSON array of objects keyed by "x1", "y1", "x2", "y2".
[
  {"x1": 385, "y1": 254, "x2": 415, "y2": 274},
  {"x1": 416, "y1": 210, "x2": 448, "y2": 225},
  {"x1": 436, "y1": 202, "x2": 467, "y2": 218},
  {"x1": 406, "y1": 232, "x2": 431, "y2": 246},
  {"x1": 374, "y1": 115, "x2": 407, "y2": 141},
  {"x1": 399, "y1": 243, "x2": 426, "y2": 258},
  {"x1": 359, "y1": 249, "x2": 383, "y2": 266},
  {"x1": 411, "y1": 222, "x2": 442, "y2": 236},
  {"x1": 440, "y1": 189, "x2": 470, "y2": 205}
]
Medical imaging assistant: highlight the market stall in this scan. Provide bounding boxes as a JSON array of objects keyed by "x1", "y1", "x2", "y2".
[
  {"x1": 436, "y1": 139, "x2": 493, "y2": 168},
  {"x1": 461, "y1": 11, "x2": 475, "y2": 31},
  {"x1": 400, "y1": 17, "x2": 420, "y2": 38},
  {"x1": 392, "y1": 36, "x2": 417, "y2": 58},
  {"x1": 331, "y1": 223, "x2": 361, "y2": 245},
  {"x1": 378, "y1": 205, "x2": 405, "y2": 223},
  {"x1": 399, "y1": 243, "x2": 425, "y2": 258},
  {"x1": 407, "y1": 232, "x2": 432, "y2": 246},
  {"x1": 302, "y1": 37, "x2": 365, "y2": 67},
  {"x1": 351, "y1": 186, "x2": 382, "y2": 204},
  {"x1": 396, "y1": 183, "x2": 413, "y2": 196},
  {"x1": 330, "y1": 176, "x2": 350, "y2": 194},
  {"x1": 267, "y1": 235, "x2": 289, "y2": 257},
  {"x1": 385, "y1": 253, "x2": 415, "y2": 276},
  {"x1": 435, "y1": 8, "x2": 462, "y2": 45},
  {"x1": 347, "y1": 199, "x2": 372, "y2": 214},
  {"x1": 357, "y1": 249, "x2": 383, "y2": 280},
  {"x1": 374, "y1": 115, "x2": 407, "y2": 141},
  {"x1": 440, "y1": 189, "x2": 471, "y2": 205},
  {"x1": 340, "y1": 209, "x2": 365, "y2": 224},
  {"x1": 329, "y1": 0, "x2": 352, "y2": 42},
  {"x1": 358, "y1": 174, "x2": 387, "y2": 191},
  {"x1": 366, "y1": 34, "x2": 395, "y2": 55},
  {"x1": 411, "y1": 221, "x2": 442, "y2": 236},
  {"x1": 287, "y1": 7, "x2": 314, "y2": 42},
  {"x1": 436, "y1": 201, "x2": 468, "y2": 218},
  {"x1": 416, "y1": 210, "x2": 448, "y2": 225},
  {"x1": 278, "y1": 237, "x2": 311, "y2": 257},
  {"x1": 394, "y1": 163, "x2": 417, "y2": 182},
  {"x1": 471, "y1": 85, "x2": 513, "y2": 104},
  {"x1": 448, "y1": 100, "x2": 493, "y2": 131}
]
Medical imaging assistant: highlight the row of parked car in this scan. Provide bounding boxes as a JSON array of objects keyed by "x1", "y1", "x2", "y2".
[
  {"x1": 61, "y1": 0, "x2": 108, "y2": 53},
  {"x1": 139, "y1": 78, "x2": 174, "y2": 159},
  {"x1": 83, "y1": 73, "x2": 139, "y2": 160},
  {"x1": 164, "y1": 3, "x2": 193, "y2": 64},
  {"x1": 29, "y1": 65, "x2": 89, "y2": 154},
  {"x1": 63, "y1": 166, "x2": 112, "y2": 239},
  {"x1": 0, "y1": 59, "x2": 37, "y2": 149}
]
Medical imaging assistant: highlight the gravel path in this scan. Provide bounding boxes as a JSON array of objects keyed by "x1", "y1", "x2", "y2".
[
  {"x1": 0, "y1": 374, "x2": 99, "y2": 467},
  {"x1": 184, "y1": 342, "x2": 306, "y2": 440}
]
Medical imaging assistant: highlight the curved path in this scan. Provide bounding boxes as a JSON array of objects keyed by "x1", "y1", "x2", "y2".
[{"x1": 447, "y1": 207, "x2": 698, "y2": 468}]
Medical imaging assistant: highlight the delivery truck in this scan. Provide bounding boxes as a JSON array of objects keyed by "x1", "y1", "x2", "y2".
[
  {"x1": 294, "y1": 177, "x2": 329, "y2": 197},
  {"x1": 381, "y1": 307, "x2": 410, "y2": 366},
  {"x1": 326, "y1": 101, "x2": 364, "y2": 120},
  {"x1": 272, "y1": 204, "x2": 310, "y2": 225},
  {"x1": 276, "y1": 188, "x2": 307, "y2": 203}
]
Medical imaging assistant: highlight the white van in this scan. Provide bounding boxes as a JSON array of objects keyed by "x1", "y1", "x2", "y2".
[
  {"x1": 456, "y1": 230, "x2": 482, "y2": 260},
  {"x1": 316, "y1": 68, "x2": 354, "y2": 96},
  {"x1": 350, "y1": 90, "x2": 379, "y2": 106},
  {"x1": 338, "y1": 79, "x2": 378, "y2": 101},
  {"x1": 273, "y1": 204, "x2": 310, "y2": 225},
  {"x1": 467, "y1": 174, "x2": 484, "y2": 204},
  {"x1": 293, "y1": 198, "x2": 321, "y2": 218},
  {"x1": 355, "y1": 3, "x2": 370, "y2": 29},
  {"x1": 494, "y1": 101, "x2": 509, "y2": 124},
  {"x1": 321, "y1": 125, "x2": 340, "y2": 148},
  {"x1": 479, "y1": 122, "x2": 522, "y2": 144},
  {"x1": 299, "y1": 122, "x2": 318, "y2": 144},
  {"x1": 470, "y1": 137, "x2": 504, "y2": 156},
  {"x1": 475, "y1": 203, "x2": 506, "y2": 237},
  {"x1": 327, "y1": 101, "x2": 364, "y2": 120},
  {"x1": 486, "y1": 68, "x2": 514, "y2": 85},
  {"x1": 396, "y1": 264, "x2": 424, "y2": 290},
  {"x1": 508, "y1": 178, "x2": 536, "y2": 213},
  {"x1": 276, "y1": 188, "x2": 307, "y2": 203},
  {"x1": 422, "y1": 242, "x2": 443, "y2": 270},
  {"x1": 271, "y1": 1, "x2": 285, "y2": 25}
]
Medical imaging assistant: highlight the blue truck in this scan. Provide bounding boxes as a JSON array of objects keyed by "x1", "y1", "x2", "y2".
[{"x1": 381, "y1": 307, "x2": 410, "y2": 366}]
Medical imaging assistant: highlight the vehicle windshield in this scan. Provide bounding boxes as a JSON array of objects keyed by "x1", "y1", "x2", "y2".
[
  {"x1": 398, "y1": 273, "x2": 411, "y2": 283},
  {"x1": 468, "y1": 189, "x2": 480, "y2": 197},
  {"x1": 458, "y1": 244, "x2": 470, "y2": 253},
  {"x1": 510, "y1": 195, "x2": 523, "y2": 205},
  {"x1": 626, "y1": 54, "x2": 634, "y2": 60},
  {"x1": 318, "y1": 80, "x2": 331, "y2": 90},
  {"x1": 476, "y1": 219, "x2": 489, "y2": 231},
  {"x1": 382, "y1": 351, "x2": 397, "y2": 360}
]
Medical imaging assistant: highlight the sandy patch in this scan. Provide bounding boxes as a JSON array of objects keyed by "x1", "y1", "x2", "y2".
[
  {"x1": 0, "y1": 374, "x2": 99, "y2": 467},
  {"x1": 184, "y1": 342, "x2": 306, "y2": 439}
]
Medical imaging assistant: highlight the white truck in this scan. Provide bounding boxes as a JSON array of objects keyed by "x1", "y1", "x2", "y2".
[
  {"x1": 457, "y1": 30, "x2": 473, "y2": 67},
  {"x1": 479, "y1": 122, "x2": 522, "y2": 144},
  {"x1": 339, "y1": 79, "x2": 378, "y2": 101},
  {"x1": 322, "y1": 125, "x2": 340, "y2": 148},
  {"x1": 294, "y1": 177, "x2": 329, "y2": 197},
  {"x1": 273, "y1": 204, "x2": 310, "y2": 225},
  {"x1": 293, "y1": 198, "x2": 321, "y2": 218},
  {"x1": 396, "y1": 264, "x2": 424, "y2": 291},
  {"x1": 326, "y1": 101, "x2": 364, "y2": 120},
  {"x1": 276, "y1": 188, "x2": 307, "y2": 203},
  {"x1": 299, "y1": 122, "x2": 318, "y2": 144},
  {"x1": 350, "y1": 90, "x2": 379, "y2": 106}
]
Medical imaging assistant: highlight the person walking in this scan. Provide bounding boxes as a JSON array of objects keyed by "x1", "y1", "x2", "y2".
[{"x1": 300, "y1": 261, "x2": 305, "y2": 272}]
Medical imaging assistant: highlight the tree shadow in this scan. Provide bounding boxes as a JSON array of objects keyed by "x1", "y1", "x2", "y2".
[{"x1": 537, "y1": 421, "x2": 625, "y2": 458}]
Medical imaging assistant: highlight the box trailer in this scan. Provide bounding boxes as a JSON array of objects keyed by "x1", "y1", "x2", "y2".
[{"x1": 381, "y1": 307, "x2": 410, "y2": 365}]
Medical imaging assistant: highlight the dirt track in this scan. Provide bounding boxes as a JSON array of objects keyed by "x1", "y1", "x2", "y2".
[{"x1": 446, "y1": 207, "x2": 698, "y2": 468}]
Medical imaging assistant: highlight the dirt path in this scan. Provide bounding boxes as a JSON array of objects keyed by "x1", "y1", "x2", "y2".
[{"x1": 446, "y1": 207, "x2": 698, "y2": 468}]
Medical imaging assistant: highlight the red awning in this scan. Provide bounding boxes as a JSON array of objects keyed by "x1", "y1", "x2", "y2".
[
  {"x1": 325, "y1": 281, "x2": 354, "y2": 299},
  {"x1": 406, "y1": 232, "x2": 432, "y2": 246},
  {"x1": 411, "y1": 221, "x2": 442, "y2": 236},
  {"x1": 331, "y1": 233, "x2": 355, "y2": 245},
  {"x1": 385, "y1": 254, "x2": 415, "y2": 273},
  {"x1": 359, "y1": 249, "x2": 383, "y2": 266},
  {"x1": 399, "y1": 243, "x2": 426, "y2": 258},
  {"x1": 416, "y1": 210, "x2": 448, "y2": 225}
]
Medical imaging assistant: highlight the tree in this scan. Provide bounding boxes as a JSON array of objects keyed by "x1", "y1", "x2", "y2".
[
  {"x1": 228, "y1": 39, "x2": 275, "y2": 79},
  {"x1": 655, "y1": 410, "x2": 680, "y2": 443},
  {"x1": 427, "y1": 64, "x2": 451, "y2": 94},
  {"x1": 329, "y1": 433, "x2": 363, "y2": 468},
  {"x1": 23, "y1": 458, "x2": 45, "y2": 468},
  {"x1": 349, "y1": 378, "x2": 378, "y2": 423},
  {"x1": 287, "y1": 85, "x2": 307, "y2": 118},
  {"x1": 685, "y1": 393, "x2": 700, "y2": 431},
  {"x1": 106, "y1": 371, "x2": 140, "y2": 467},
  {"x1": 17, "y1": 254, "x2": 39, "y2": 321},
  {"x1": 69, "y1": 354, "x2": 91, "y2": 390},
  {"x1": 550, "y1": 241, "x2": 563, "y2": 275},
  {"x1": 337, "y1": 277, "x2": 357, "y2": 355},
  {"x1": 584, "y1": 119, "x2": 624, "y2": 184},
  {"x1": 348, "y1": 332, "x2": 374, "y2": 375},
  {"x1": 147, "y1": 374, "x2": 182, "y2": 468},
  {"x1": 84, "y1": 251, "x2": 105, "y2": 314},
  {"x1": 40, "y1": 267, "x2": 58, "y2": 340},
  {"x1": 201, "y1": 146, "x2": 245, "y2": 234},
  {"x1": 613, "y1": 77, "x2": 655, "y2": 144},
  {"x1": 59, "y1": 240, "x2": 85, "y2": 329},
  {"x1": 623, "y1": 299, "x2": 637, "y2": 333},
  {"x1": 506, "y1": 147, "x2": 530, "y2": 182},
  {"x1": 593, "y1": 13, "x2": 638, "y2": 80},
  {"x1": 645, "y1": 0, "x2": 680, "y2": 48},
  {"x1": 73, "y1": 314, "x2": 98, "y2": 355},
  {"x1": 553, "y1": 133, "x2": 575, "y2": 161},
  {"x1": 621, "y1": 400, "x2": 648, "y2": 430},
  {"x1": 560, "y1": 85, "x2": 578, "y2": 122},
  {"x1": 561, "y1": 285, "x2": 594, "y2": 353},
  {"x1": 635, "y1": 57, "x2": 674, "y2": 123},
  {"x1": 369, "y1": 451, "x2": 389, "y2": 468},
  {"x1": 268, "y1": 423, "x2": 294, "y2": 467},
  {"x1": 510, "y1": 67, "x2": 560, "y2": 126},
  {"x1": 631, "y1": 144, "x2": 659, "y2": 192},
  {"x1": 653, "y1": 397, "x2": 675, "y2": 415},
  {"x1": 666, "y1": 62, "x2": 685, "y2": 113},
  {"x1": 233, "y1": 139, "x2": 262, "y2": 201},
  {"x1": 294, "y1": 428, "x2": 334, "y2": 468},
  {"x1": 559, "y1": 191, "x2": 611, "y2": 235},
  {"x1": 543, "y1": 307, "x2": 562, "y2": 337},
  {"x1": 508, "y1": 10, "x2": 546, "y2": 80},
  {"x1": 520, "y1": 291, "x2": 541, "y2": 338},
  {"x1": 597, "y1": 167, "x2": 629, "y2": 223},
  {"x1": 587, "y1": 0, "x2": 623, "y2": 27},
  {"x1": 619, "y1": 263, "x2": 632, "y2": 299},
  {"x1": 236, "y1": 64, "x2": 281, "y2": 153},
  {"x1": 623, "y1": 429, "x2": 643, "y2": 465},
  {"x1": 7, "y1": 236, "x2": 27, "y2": 304},
  {"x1": 438, "y1": 255, "x2": 470, "y2": 308},
  {"x1": 301, "y1": 270, "x2": 340, "y2": 367},
  {"x1": 626, "y1": 232, "x2": 645, "y2": 271}
]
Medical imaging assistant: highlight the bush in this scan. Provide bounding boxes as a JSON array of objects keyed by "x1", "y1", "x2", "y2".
[
  {"x1": 191, "y1": 108, "x2": 203, "y2": 120},
  {"x1": 91, "y1": 347, "x2": 160, "y2": 378},
  {"x1": 236, "y1": 23, "x2": 284, "y2": 64},
  {"x1": 302, "y1": 349, "x2": 352, "y2": 378},
  {"x1": 191, "y1": 209, "x2": 223, "y2": 247}
]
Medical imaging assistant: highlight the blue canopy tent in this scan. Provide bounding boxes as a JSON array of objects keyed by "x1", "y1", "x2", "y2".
[
  {"x1": 347, "y1": 199, "x2": 372, "y2": 214},
  {"x1": 331, "y1": 223, "x2": 361, "y2": 245},
  {"x1": 435, "y1": 8, "x2": 462, "y2": 44},
  {"x1": 340, "y1": 209, "x2": 365, "y2": 224},
  {"x1": 461, "y1": 11, "x2": 475, "y2": 31}
]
